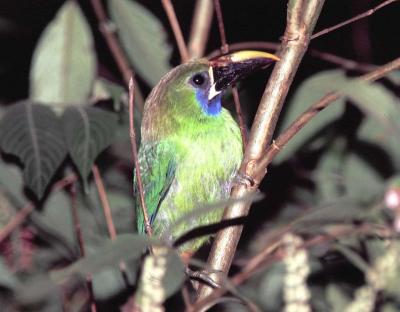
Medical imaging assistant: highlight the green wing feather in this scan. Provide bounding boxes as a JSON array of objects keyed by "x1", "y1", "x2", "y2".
[{"x1": 134, "y1": 141, "x2": 176, "y2": 233}]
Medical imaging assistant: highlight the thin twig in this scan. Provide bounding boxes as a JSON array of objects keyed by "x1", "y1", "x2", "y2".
[
  {"x1": 197, "y1": 0, "x2": 326, "y2": 299},
  {"x1": 0, "y1": 203, "x2": 34, "y2": 243},
  {"x1": 69, "y1": 182, "x2": 98, "y2": 312},
  {"x1": 70, "y1": 183, "x2": 85, "y2": 257},
  {"x1": 208, "y1": 41, "x2": 376, "y2": 72},
  {"x1": 213, "y1": 0, "x2": 228, "y2": 54},
  {"x1": 255, "y1": 56, "x2": 400, "y2": 176},
  {"x1": 91, "y1": 0, "x2": 132, "y2": 86},
  {"x1": 129, "y1": 78, "x2": 153, "y2": 237},
  {"x1": 161, "y1": 0, "x2": 190, "y2": 63},
  {"x1": 92, "y1": 165, "x2": 117, "y2": 240},
  {"x1": 213, "y1": 0, "x2": 247, "y2": 146},
  {"x1": 311, "y1": 0, "x2": 399, "y2": 39},
  {"x1": 188, "y1": 0, "x2": 214, "y2": 59},
  {"x1": 232, "y1": 88, "x2": 247, "y2": 148}
]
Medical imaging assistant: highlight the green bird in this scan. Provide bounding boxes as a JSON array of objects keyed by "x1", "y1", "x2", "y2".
[{"x1": 135, "y1": 50, "x2": 279, "y2": 255}]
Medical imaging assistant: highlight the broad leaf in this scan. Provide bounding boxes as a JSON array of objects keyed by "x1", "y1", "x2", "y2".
[
  {"x1": 109, "y1": 0, "x2": 172, "y2": 86},
  {"x1": 341, "y1": 80, "x2": 400, "y2": 135},
  {"x1": 30, "y1": 1, "x2": 95, "y2": 110},
  {"x1": 163, "y1": 251, "x2": 185, "y2": 298},
  {"x1": 0, "y1": 159, "x2": 27, "y2": 207},
  {"x1": 51, "y1": 234, "x2": 151, "y2": 283},
  {"x1": 0, "y1": 102, "x2": 67, "y2": 198},
  {"x1": 274, "y1": 70, "x2": 348, "y2": 163},
  {"x1": 62, "y1": 106, "x2": 118, "y2": 187},
  {"x1": 342, "y1": 153, "x2": 384, "y2": 203}
]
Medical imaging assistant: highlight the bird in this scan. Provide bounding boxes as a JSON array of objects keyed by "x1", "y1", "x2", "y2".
[{"x1": 135, "y1": 50, "x2": 279, "y2": 255}]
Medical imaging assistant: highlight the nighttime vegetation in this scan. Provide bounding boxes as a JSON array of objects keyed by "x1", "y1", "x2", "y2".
[{"x1": 0, "y1": 0, "x2": 399, "y2": 311}]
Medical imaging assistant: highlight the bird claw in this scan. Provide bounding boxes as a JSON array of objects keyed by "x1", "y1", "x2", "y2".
[{"x1": 185, "y1": 268, "x2": 222, "y2": 289}]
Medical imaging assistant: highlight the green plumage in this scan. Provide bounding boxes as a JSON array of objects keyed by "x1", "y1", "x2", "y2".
[{"x1": 135, "y1": 60, "x2": 242, "y2": 252}]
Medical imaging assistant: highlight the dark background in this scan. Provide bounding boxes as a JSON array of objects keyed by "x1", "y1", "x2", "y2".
[{"x1": 0, "y1": 0, "x2": 399, "y2": 102}]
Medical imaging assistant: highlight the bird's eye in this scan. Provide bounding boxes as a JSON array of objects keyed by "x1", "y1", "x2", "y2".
[{"x1": 190, "y1": 72, "x2": 208, "y2": 88}]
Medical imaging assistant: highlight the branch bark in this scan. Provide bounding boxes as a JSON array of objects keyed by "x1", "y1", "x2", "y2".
[
  {"x1": 197, "y1": 0, "x2": 326, "y2": 299},
  {"x1": 188, "y1": 0, "x2": 214, "y2": 59}
]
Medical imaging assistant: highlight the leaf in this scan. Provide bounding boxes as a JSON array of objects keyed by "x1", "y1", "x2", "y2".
[
  {"x1": 341, "y1": 80, "x2": 400, "y2": 135},
  {"x1": 342, "y1": 153, "x2": 384, "y2": 203},
  {"x1": 274, "y1": 70, "x2": 348, "y2": 163},
  {"x1": 109, "y1": 0, "x2": 172, "y2": 86},
  {"x1": 0, "y1": 101, "x2": 67, "y2": 198},
  {"x1": 326, "y1": 284, "x2": 350, "y2": 312},
  {"x1": 163, "y1": 251, "x2": 186, "y2": 298},
  {"x1": 0, "y1": 257, "x2": 20, "y2": 291},
  {"x1": 30, "y1": 190, "x2": 76, "y2": 255},
  {"x1": 62, "y1": 106, "x2": 118, "y2": 187},
  {"x1": 386, "y1": 70, "x2": 400, "y2": 85},
  {"x1": 0, "y1": 159, "x2": 27, "y2": 207},
  {"x1": 29, "y1": 1, "x2": 96, "y2": 110},
  {"x1": 51, "y1": 234, "x2": 151, "y2": 284},
  {"x1": 91, "y1": 78, "x2": 126, "y2": 111},
  {"x1": 313, "y1": 138, "x2": 347, "y2": 201}
]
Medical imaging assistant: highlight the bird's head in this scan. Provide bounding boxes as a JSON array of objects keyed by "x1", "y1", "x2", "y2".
[{"x1": 142, "y1": 50, "x2": 279, "y2": 140}]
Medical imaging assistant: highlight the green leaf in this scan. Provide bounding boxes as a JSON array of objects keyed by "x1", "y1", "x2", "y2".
[
  {"x1": 0, "y1": 159, "x2": 27, "y2": 207},
  {"x1": 0, "y1": 257, "x2": 20, "y2": 291},
  {"x1": 313, "y1": 138, "x2": 347, "y2": 201},
  {"x1": 62, "y1": 107, "x2": 118, "y2": 187},
  {"x1": 109, "y1": 0, "x2": 172, "y2": 86},
  {"x1": 386, "y1": 70, "x2": 400, "y2": 85},
  {"x1": 0, "y1": 102, "x2": 67, "y2": 198},
  {"x1": 163, "y1": 251, "x2": 186, "y2": 298},
  {"x1": 326, "y1": 284, "x2": 350, "y2": 312},
  {"x1": 341, "y1": 80, "x2": 400, "y2": 135},
  {"x1": 342, "y1": 153, "x2": 384, "y2": 202},
  {"x1": 51, "y1": 234, "x2": 151, "y2": 284},
  {"x1": 29, "y1": 1, "x2": 96, "y2": 111},
  {"x1": 274, "y1": 70, "x2": 348, "y2": 163},
  {"x1": 30, "y1": 190, "x2": 76, "y2": 254}
]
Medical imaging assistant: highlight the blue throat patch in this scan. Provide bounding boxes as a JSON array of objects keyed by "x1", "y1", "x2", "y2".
[{"x1": 195, "y1": 89, "x2": 222, "y2": 116}]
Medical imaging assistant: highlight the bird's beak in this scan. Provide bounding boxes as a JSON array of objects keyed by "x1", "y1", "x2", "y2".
[{"x1": 208, "y1": 50, "x2": 279, "y2": 101}]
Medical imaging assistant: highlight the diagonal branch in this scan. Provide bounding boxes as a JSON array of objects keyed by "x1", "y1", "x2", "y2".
[
  {"x1": 255, "y1": 56, "x2": 400, "y2": 177},
  {"x1": 311, "y1": 0, "x2": 399, "y2": 40},
  {"x1": 197, "y1": 0, "x2": 326, "y2": 299}
]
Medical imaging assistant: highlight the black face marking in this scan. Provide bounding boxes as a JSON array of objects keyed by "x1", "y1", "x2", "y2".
[{"x1": 190, "y1": 72, "x2": 209, "y2": 89}]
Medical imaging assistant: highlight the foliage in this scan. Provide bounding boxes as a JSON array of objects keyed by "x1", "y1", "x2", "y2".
[{"x1": 0, "y1": 0, "x2": 399, "y2": 311}]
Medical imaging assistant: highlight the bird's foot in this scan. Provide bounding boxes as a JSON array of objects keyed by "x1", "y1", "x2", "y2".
[{"x1": 185, "y1": 267, "x2": 222, "y2": 289}]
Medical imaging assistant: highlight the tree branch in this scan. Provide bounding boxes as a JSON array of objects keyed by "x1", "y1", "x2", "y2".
[
  {"x1": 188, "y1": 0, "x2": 214, "y2": 59},
  {"x1": 255, "y1": 56, "x2": 400, "y2": 176},
  {"x1": 311, "y1": 0, "x2": 399, "y2": 40},
  {"x1": 197, "y1": 0, "x2": 326, "y2": 299},
  {"x1": 161, "y1": 0, "x2": 190, "y2": 63}
]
